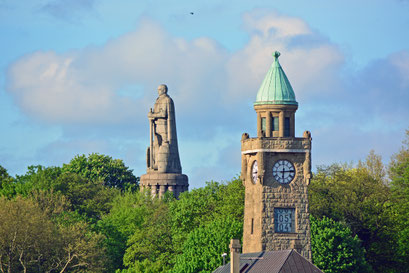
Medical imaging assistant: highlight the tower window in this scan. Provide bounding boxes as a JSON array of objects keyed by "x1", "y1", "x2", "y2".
[
  {"x1": 251, "y1": 218, "x2": 254, "y2": 234},
  {"x1": 272, "y1": 117, "x2": 279, "y2": 131},
  {"x1": 261, "y1": 117, "x2": 266, "y2": 134},
  {"x1": 284, "y1": 117, "x2": 290, "y2": 137}
]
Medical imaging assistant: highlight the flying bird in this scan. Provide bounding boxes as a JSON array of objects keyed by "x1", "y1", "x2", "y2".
[{"x1": 190, "y1": 12, "x2": 194, "y2": 15}]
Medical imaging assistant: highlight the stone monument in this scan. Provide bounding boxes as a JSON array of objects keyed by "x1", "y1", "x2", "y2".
[
  {"x1": 140, "y1": 84, "x2": 188, "y2": 198},
  {"x1": 241, "y1": 52, "x2": 312, "y2": 260}
]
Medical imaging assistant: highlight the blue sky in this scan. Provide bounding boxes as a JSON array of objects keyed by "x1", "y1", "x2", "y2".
[{"x1": 1, "y1": 0, "x2": 408, "y2": 188}]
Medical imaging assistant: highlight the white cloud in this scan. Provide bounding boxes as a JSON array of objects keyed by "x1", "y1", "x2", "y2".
[
  {"x1": 5, "y1": 11, "x2": 408, "y2": 186},
  {"x1": 7, "y1": 12, "x2": 343, "y2": 126},
  {"x1": 296, "y1": 50, "x2": 409, "y2": 169},
  {"x1": 7, "y1": 51, "x2": 137, "y2": 124},
  {"x1": 7, "y1": 18, "x2": 232, "y2": 127},
  {"x1": 226, "y1": 10, "x2": 344, "y2": 103}
]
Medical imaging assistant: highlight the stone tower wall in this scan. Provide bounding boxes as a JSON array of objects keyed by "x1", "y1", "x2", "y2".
[{"x1": 242, "y1": 137, "x2": 312, "y2": 261}]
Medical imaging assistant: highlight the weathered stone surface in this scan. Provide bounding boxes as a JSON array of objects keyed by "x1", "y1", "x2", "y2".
[
  {"x1": 241, "y1": 119, "x2": 312, "y2": 261},
  {"x1": 147, "y1": 84, "x2": 181, "y2": 173},
  {"x1": 241, "y1": 137, "x2": 311, "y2": 153},
  {"x1": 241, "y1": 53, "x2": 312, "y2": 260},
  {"x1": 242, "y1": 135, "x2": 312, "y2": 260},
  {"x1": 140, "y1": 173, "x2": 188, "y2": 198},
  {"x1": 140, "y1": 84, "x2": 188, "y2": 198}
]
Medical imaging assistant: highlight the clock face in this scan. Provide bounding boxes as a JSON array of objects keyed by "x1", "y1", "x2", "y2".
[
  {"x1": 273, "y1": 160, "x2": 295, "y2": 184},
  {"x1": 251, "y1": 160, "x2": 258, "y2": 184}
]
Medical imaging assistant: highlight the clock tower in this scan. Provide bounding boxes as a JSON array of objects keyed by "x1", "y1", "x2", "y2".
[{"x1": 241, "y1": 51, "x2": 312, "y2": 260}]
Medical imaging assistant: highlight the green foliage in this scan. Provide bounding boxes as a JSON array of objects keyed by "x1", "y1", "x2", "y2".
[
  {"x1": 0, "y1": 165, "x2": 16, "y2": 198},
  {"x1": 0, "y1": 165, "x2": 8, "y2": 180},
  {"x1": 0, "y1": 165, "x2": 62, "y2": 198},
  {"x1": 0, "y1": 196, "x2": 57, "y2": 272},
  {"x1": 62, "y1": 153, "x2": 138, "y2": 190},
  {"x1": 3, "y1": 135, "x2": 409, "y2": 273},
  {"x1": 117, "y1": 259, "x2": 166, "y2": 273},
  {"x1": 3, "y1": 164, "x2": 119, "y2": 221},
  {"x1": 56, "y1": 221, "x2": 107, "y2": 272},
  {"x1": 98, "y1": 191, "x2": 160, "y2": 271},
  {"x1": 213, "y1": 177, "x2": 245, "y2": 221},
  {"x1": 311, "y1": 216, "x2": 371, "y2": 273},
  {"x1": 0, "y1": 196, "x2": 106, "y2": 272},
  {"x1": 358, "y1": 150, "x2": 387, "y2": 183},
  {"x1": 389, "y1": 129, "x2": 409, "y2": 269},
  {"x1": 14, "y1": 165, "x2": 62, "y2": 195},
  {"x1": 169, "y1": 179, "x2": 244, "y2": 253},
  {"x1": 28, "y1": 189, "x2": 71, "y2": 219},
  {"x1": 169, "y1": 182, "x2": 221, "y2": 242},
  {"x1": 123, "y1": 198, "x2": 174, "y2": 272},
  {"x1": 53, "y1": 173, "x2": 119, "y2": 220},
  {"x1": 172, "y1": 216, "x2": 242, "y2": 273},
  {"x1": 105, "y1": 178, "x2": 244, "y2": 273},
  {"x1": 309, "y1": 157, "x2": 398, "y2": 272},
  {"x1": 310, "y1": 162, "x2": 390, "y2": 227}
]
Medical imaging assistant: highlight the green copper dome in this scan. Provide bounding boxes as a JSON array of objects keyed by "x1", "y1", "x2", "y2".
[{"x1": 254, "y1": 51, "x2": 298, "y2": 106}]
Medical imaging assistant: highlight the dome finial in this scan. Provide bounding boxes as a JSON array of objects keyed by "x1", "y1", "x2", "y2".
[{"x1": 273, "y1": 51, "x2": 281, "y2": 59}]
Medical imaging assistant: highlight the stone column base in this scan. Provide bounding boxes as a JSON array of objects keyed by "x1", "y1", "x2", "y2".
[{"x1": 140, "y1": 172, "x2": 189, "y2": 198}]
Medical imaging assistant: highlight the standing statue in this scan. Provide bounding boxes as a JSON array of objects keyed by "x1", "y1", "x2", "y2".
[
  {"x1": 147, "y1": 84, "x2": 182, "y2": 173},
  {"x1": 140, "y1": 84, "x2": 188, "y2": 198}
]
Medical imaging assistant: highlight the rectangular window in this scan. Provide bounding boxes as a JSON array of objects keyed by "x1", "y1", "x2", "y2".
[
  {"x1": 261, "y1": 117, "x2": 266, "y2": 134},
  {"x1": 251, "y1": 218, "x2": 254, "y2": 234},
  {"x1": 274, "y1": 208, "x2": 295, "y2": 233},
  {"x1": 284, "y1": 117, "x2": 290, "y2": 137},
  {"x1": 272, "y1": 117, "x2": 279, "y2": 131}
]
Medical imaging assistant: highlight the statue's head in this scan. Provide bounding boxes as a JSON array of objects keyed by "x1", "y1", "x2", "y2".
[{"x1": 158, "y1": 84, "x2": 168, "y2": 96}]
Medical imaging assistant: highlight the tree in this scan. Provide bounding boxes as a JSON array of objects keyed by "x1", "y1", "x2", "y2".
[
  {"x1": 53, "y1": 173, "x2": 118, "y2": 220},
  {"x1": 309, "y1": 159, "x2": 398, "y2": 272},
  {"x1": 0, "y1": 165, "x2": 15, "y2": 198},
  {"x1": 0, "y1": 165, "x2": 64, "y2": 198},
  {"x1": 0, "y1": 196, "x2": 57, "y2": 272},
  {"x1": 108, "y1": 179, "x2": 244, "y2": 273},
  {"x1": 358, "y1": 149, "x2": 387, "y2": 183},
  {"x1": 0, "y1": 196, "x2": 106, "y2": 273},
  {"x1": 29, "y1": 189, "x2": 71, "y2": 219},
  {"x1": 14, "y1": 165, "x2": 62, "y2": 196},
  {"x1": 55, "y1": 221, "x2": 106, "y2": 273},
  {"x1": 213, "y1": 177, "x2": 245, "y2": 222},
  {"x1": 172, "y1": 216, "x2": 243, "y2": 273},
  {"x1": 169, "y1": 179, "x2": 244, "y2": 253},
  {"x1": 9, "y1": 164, "x2": 119, "y2": 220},
  {"x1": 98, "y1": 191, "x2": 157, "y2": 271},
  {"x1": 311, "y1": 216, "x2": 371, "y2": 273},
  {"x1": 62, "y1": 153, "x2": 138, "y2": 190},
  {"x1": 389, "y1": 129, "x2": 409, "y2": 270},
  {"x1": 123, "y1": 198, "x2": 174, "y2": 273},
  {"x1": 0, "y1": 165, "x2": 10, "y2": 181}
]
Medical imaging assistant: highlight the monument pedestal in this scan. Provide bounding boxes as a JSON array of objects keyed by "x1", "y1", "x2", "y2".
[{"x1": 140, "y1": 172, "x2": 188, "y2": 198}]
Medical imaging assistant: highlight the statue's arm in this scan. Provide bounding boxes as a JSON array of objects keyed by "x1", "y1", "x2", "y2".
[{"x1": 148, "y1": 107, "x2": 167, "y2": 119}]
